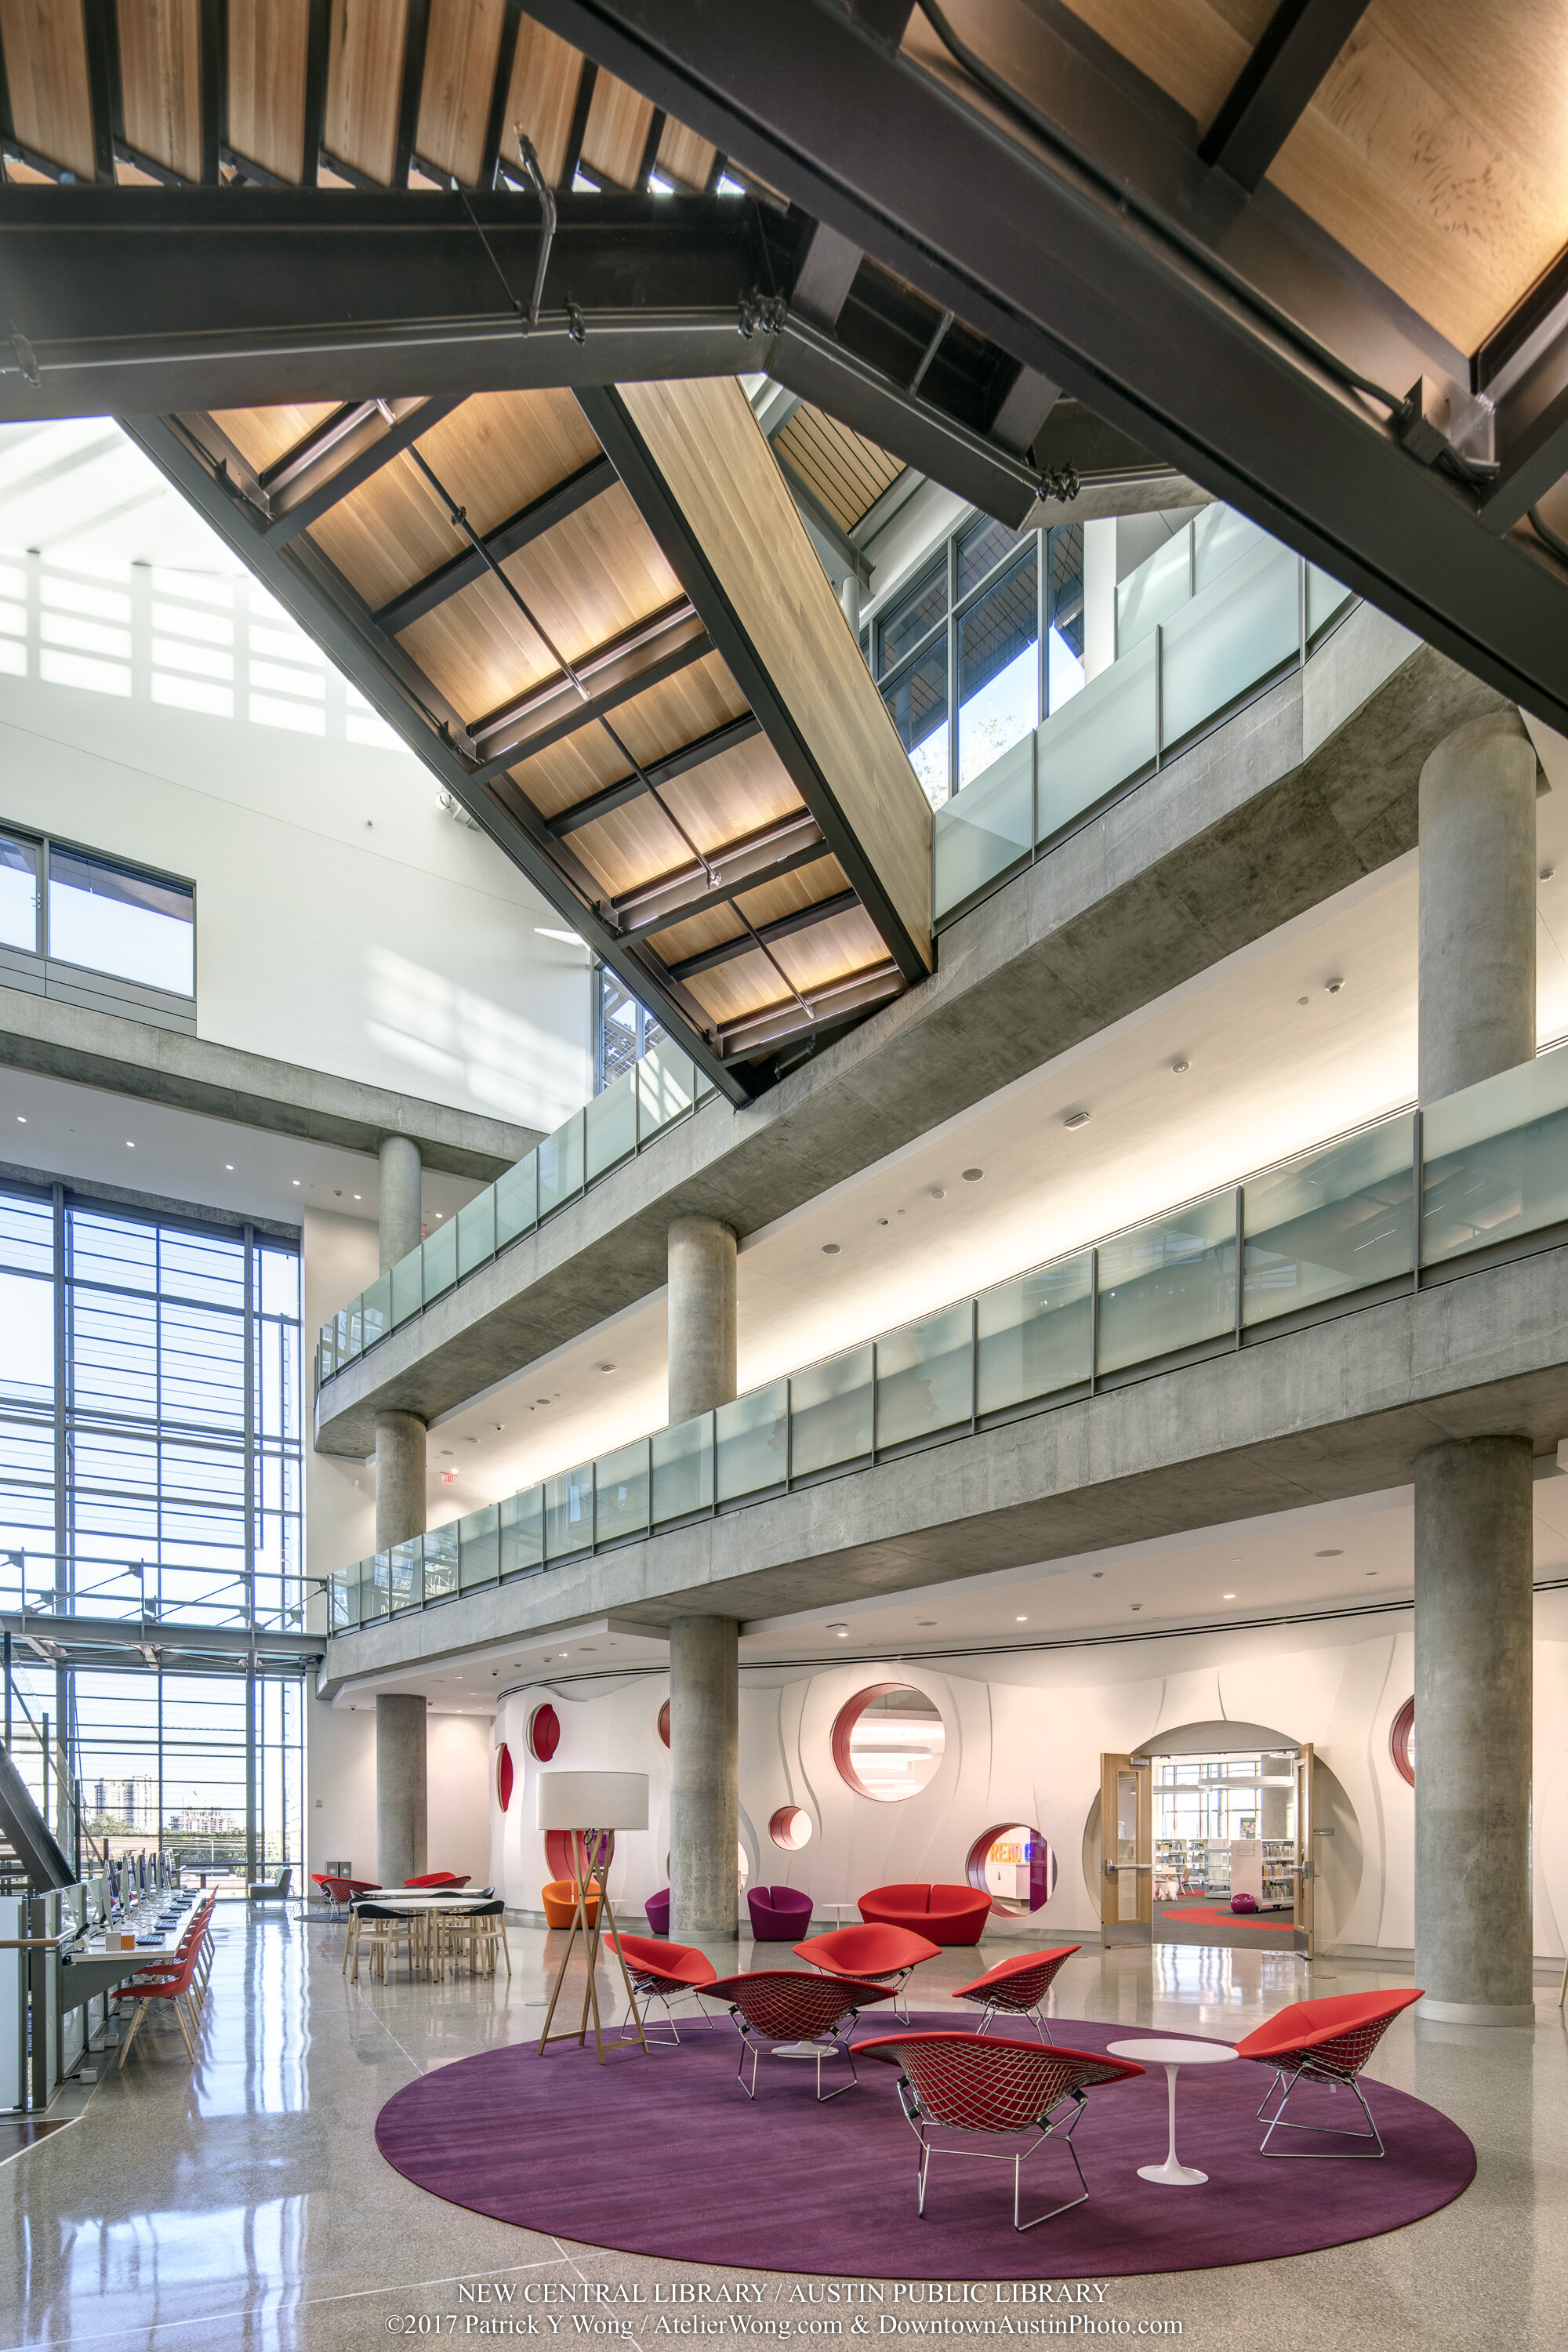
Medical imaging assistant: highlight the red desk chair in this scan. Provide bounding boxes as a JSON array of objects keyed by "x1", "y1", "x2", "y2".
[
  {"x1": 610, "y1": 1933, "x2": 718, "y2": 2045},
  {"x1": 706, "y1": 1969, "x2": 896, "y2": 2102},
  {"x1": 124, "y1": 1899, "x2": 216, "y2": 2007},
  {"x1": 859, "y1": 2031, "x2": 1145, "y2": 2231},
  {"x1": 950, "y1": 1947, "x2": 1080, "y2": 2042},
  {"x1": 116, "y1": 1933, "x2": 209, "y2": 2071},
  {"x1": 1234, "y1": 1987, "x2": 1423, "y2": 2157},
  {"x1": 792, "y1": 1922, "x2": 941, "y2": 2020}
]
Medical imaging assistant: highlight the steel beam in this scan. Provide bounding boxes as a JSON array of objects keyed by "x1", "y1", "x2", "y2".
[
  {"x1": 1198, "y1": 0, "x2": 1370, "y2": 191},
  {"x1": 376, "y1": 455, "x2": 617, "y2": 629},
  {"x1": 666, "y1": 886, "x2": 858, "y2": 981},
  {"x1": 524, "y1": 0, "x2": 1568, "y2": 734},
  {"x1": 547, "y1": 712, "x2": 761, "y2": 836},
  {"x1": 470, "y1": 608, "x2": 710, "y2": 775}
]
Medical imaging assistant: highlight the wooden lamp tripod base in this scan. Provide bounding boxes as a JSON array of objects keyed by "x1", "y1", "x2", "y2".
[{"x1": 536, "y1": 1829, "x2": 648, "y2": 2062}]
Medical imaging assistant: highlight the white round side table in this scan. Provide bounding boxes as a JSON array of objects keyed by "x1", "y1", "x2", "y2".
[{"x1": 1105, "y1": 2038, "x2": 1239, "y2": 2186}]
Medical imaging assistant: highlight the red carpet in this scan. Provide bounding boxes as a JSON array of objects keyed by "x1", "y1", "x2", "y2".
[
  {"x1": 375, "y1": 2010, "x2": 1474, "y2": 2278},
  {"x1": 1161, "y1": 1904, "x2": 1298, "y2": 1932}
]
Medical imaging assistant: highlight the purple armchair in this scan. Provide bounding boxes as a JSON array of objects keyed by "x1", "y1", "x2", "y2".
[
  {"x1": 747, "y1": 1884, "x2": 812, "y2": 1941},
  {"x1": 644, "y1": 1888, "x2": 670, "y2": 1937}
]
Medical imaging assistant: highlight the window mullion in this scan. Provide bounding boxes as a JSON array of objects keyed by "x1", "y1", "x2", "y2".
[{"x1": 946, "y1": 533, "x2": 958, "y2": 804}]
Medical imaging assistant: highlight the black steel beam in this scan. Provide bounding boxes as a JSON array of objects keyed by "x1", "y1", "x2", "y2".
[
  {"x1": 717, "y1": 958, "x2": 900, "y2": 1055},
  {"x1": 483, "y1": 0, "x2": 525, "y2": 187},
  {"x1": 394, "y1": 0, "x2": 433, "y2": 188},
  {"x1": 547, "y1": 712, "x2": 761, "y2": 836},
  {"x1": 619, "y1": 827, "x2": 833, "y2": 941},
  {"x1": 579, "y1": 382, "x2": 931, "y2": 982},
  {"x1": 777, "y1": 452, "x2": 873, "y2": 586},
  {"x1": 301, "y1": 0, "x2": 330, "y2": 187},
  {"x1": 1482, "y1": 336, "x2": 1568, "y2": 536},
  {"x1": 118, "y1": 412, "x2": 753, "y2": 1105},
  {"x1": 82, "y1": 0, "x2": 121, "y2": 185},
  {"x1": 199, "y1": 0, "x2": 223, "y2": 184},
  {"x1": 376, "y1": 455, "x2": 616, "y2": 630},
  {"x1": 265, "y1": 396, "x2": 463, "y2": 543},
  {"x1": 525, "y1": 0, "x2": 1568, "y2": 735},
  {"x1": 1198, "y1": 0, "x2": 1370, "y2": 191},
  {"x1": 471, "y1": 610, "x2": 710, "y2": 779},
  {"x1": 667, "y1": 886, "x2": 858, "y2": 980},
  {"x1": 561, "y1": 58, "x2": 597, "y2": 187}
]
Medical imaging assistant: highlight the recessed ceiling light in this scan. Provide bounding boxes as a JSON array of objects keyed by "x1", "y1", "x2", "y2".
[
  {"x1": 1541, "y1": 866, "x2": 1555, "y2": 882},
  {"x1": 876, "y1": 1217, "x2": 888, "y2": 1226},
  {"x1": 1315, "y1": 1548, "x2": 1342, "y2": 1558},
  {"x1": 822, "y1": 1243, "x2": 840, "y2": 1255},
  {"x1": 1130, "y1": 1603, "x2": 1142, "y2": 1612},
  {"x1": 929, "y1": 1186, "x2": 946, "y2": 1200},
  {"x1": 354, "y1": 1192, "x2": 361, "y2": 1200},
  {"x1": 1063, "y1": 1111, "x2": 1090, "y2": 1130},
  {"x1": 1171, "y1": 1058, "x2": 1189, "y2": 1075},
  {"x1": 962, "y1": 1168, "x2": 983, "y2": 1181},
  {"x1": 1326, "y1": 978, "x2": 1344, "y2": 994},
  {"x1": 1015, "y1": 1614, "x2": 1027, "y2": 1621},
  {"x1": 125, "y1": 1141, "x2": 135, "y2": 1149},
  {"x1": 292, "y1": 1178, "x2": 300, "y2": 1186},
  {"x1": 1223, "y1": 1592, "x2": 1236, "y2": 1600},
  {"x1": 225, "y1": 1163, "x2": 234, "y2": 1171},
  {"x1": 827, "y1": 1622, "x2": 848, "y2": 1636},
  {"x1": 1298, "y1": 995, "x2": 1309, "y2": 1007},
  {"x1": 435, "y1": 1210, "x2": 443, "y2": 1218},
  {"x1": 15, "y1": 1116, "x2": 24, "y2": 1123},
  {"x1": 598, "y1": 1363, "x2": 615, "y2": 1374}
]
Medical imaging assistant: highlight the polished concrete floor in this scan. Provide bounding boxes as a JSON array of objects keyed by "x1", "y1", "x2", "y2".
[{"x1": 1, "y1": 1906, "x2": 1563, "y2": 2351}]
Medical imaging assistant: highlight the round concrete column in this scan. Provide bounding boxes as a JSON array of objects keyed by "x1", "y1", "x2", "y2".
[
  {"x1": 1413, "y1": 1437, "x2": 1535, "y2": 2024},
  {"x1": 667, "y1": 1214, "x2": 737, "y2": 1427},
  {"x1": 376, "y1": 1692, "x2": 427, "y2": 1886},
  {"x1": 379, "y1": 1133, "x2": 423, "y2": 1271},
  {"x1": 375, "y1": 1410, "x2": 426, "y2": 1552},
  {"x1": 1417, "y1": 713, "x2": 1537, "y2": 1101},
  {"x1": 668, "y1": 1613, "x2": 739, "y2": 1951}
]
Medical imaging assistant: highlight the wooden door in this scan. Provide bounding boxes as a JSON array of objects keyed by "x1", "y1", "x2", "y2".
[
  {"x1": 1099, "y1": 1752, "x2": 1152, "y2": 1946},
  {"x1": 1294, "y1": 1742, "x2": 1316, "y2": 1961}
]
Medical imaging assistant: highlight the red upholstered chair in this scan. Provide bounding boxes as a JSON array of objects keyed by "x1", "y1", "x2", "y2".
[
  {"x1": 858, "y1": 2031, "x2": 1145, "y2": 2231},
  {"x1": 115, "y1": 1926, "x2": 212, "y2": 2071},
  {"x1": 793, "y1": 1922, "x2": 941, "y2": 2018},
  {"x1": 405, "y1": 1871, "x2": 470, "y2": 1889},
  {"x1": 859, "y1": 1882, "x2": 991, "y2": 1945},
  {"x1": 611, "y1": 1933, "x2": 719, "y2": 2045},
  {"x1": 706, "y1": 1968, "x2": 896, "y2": 2101},
  {"x1": 1233, "y1": 1987, "x2": 1423, "y2": 2158},
  {"x1": 950, "y1": 1947, "x2": 1080, "y2": 2042}
]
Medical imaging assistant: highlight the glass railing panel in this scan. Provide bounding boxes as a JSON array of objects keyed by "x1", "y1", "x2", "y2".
[
  {"x1": 388, "y1": 1537, "x2": 423, "y2": 1613},
  {"x1": 638, "y1": 1040, "x2": 697, "y2": 1141},
  {"x1": 335, "y1": 1297, "x2": 362, "y2": 1367},
  {"x1": 422, "y1": 1217, "x2": 457, "y2": 1303},
  {"x1": 330, "y1": 1566, "x2": 357, "y2": 1631},
  {"x1": 652, "y1": 1412, "x2": 714, "y2": 1523},
  {"x1": 318, "y1": 1323, "x2": 336, "y2": 1382},
  {"x1": 1160, "y1": 537, "x2": 1298, "y2": 748},
  {"x1": 1243, "y1": 1117, "x2": 1413, "y2": 1327},
  {"x1": 1421, "y1": 1047, "x2": 1568, "y2": 1265},
  {"x1": 495, "y1": 1152, "x2": 537, "y2": 1248},
  {"x1": 932, "y1": 734, "x2": 1033, "y2": 923},
  {"x1": 390, "y1": 1246, "x2": 423, "y2": 1328},
  {"x1": 1036, "y1": 632, "x2": 1156, "y2": 844},
  {"x1": 1192, "y1": 503, "x2": 1269, "y2": 590},
  {"x1": 1097, "y1": 1194, "x2": 1236, "y2": 1375},
  {"x1": 716, "y1": 1381, "x2": 789, "y2": 1503},
  {"x1": 539, "y1": 1112, "x2": 585, "y2": 1220},
  {"x1": 1116, "y1": 524, "x2": 1192, "y2": 652},
  {"x1": 977, "y1": 1253, "x2": 1094, "y2": 1414},
  {"x1": 361, "y1": 1552, "x2": 390, "y2": 1622},
  {"x1": 500, "y1": 1486, "x2": 543, "y2": 1577},
  {"x1": 595, "y1": 1439, "x2": 650, "y2": 1544},
  {"x1": 696, "y1": 1069, "x2": 716, "y2": 1102},
  {"x1": 459, "y1": 1503, "x2": 499, "y2": 1589},
  {"x1": 789, "y1": 1345, "x2": 874, "y2": 1479},
  {"x1": 457, "y1": 1188, "x2": 495, "y2": 1279},
  {"x1": 1307, "y1": 564, "x2": 1352, "y2": 637},
  {"x1": 544, "y1": 1461, "x2": 593, "y2": 1559},
  {"x1": 360, "y1": 1272, "x2": 391, "y2": 1352},
  {"x1": 876, "y1": 1304, "x2": 974, "y2": 1450},
  {"x1": 586, "y1": 1069, "x2": 637, "y2": 1184},
  {"x1": 423, "y1": 1522, "x2": 459, "y2": 1602}
]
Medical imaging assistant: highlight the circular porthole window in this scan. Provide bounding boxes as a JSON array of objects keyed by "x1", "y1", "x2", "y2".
[
  {"x1": 966, "y1": 1822, "x2": 1057, "y2": 1914},
  {"x1": 657, "y1": 1699, "x2": 670, "y2": 1748},
  {"x1": 769, "y1": 1806, "x2": 813, "y2": 1852},
  {"x1": 1390, "y1": 1697, "x2": 1415, "y2": 1788},
  {"x1": 528, "y1": 1702, "x2": 560, "y2": 1762},
  {"x1": 831, "y1": 1684, "x2": 946, "y2": 1802},
  {"x1": 496, "y1": 1744, "x2": 514, "y2": 1813}
]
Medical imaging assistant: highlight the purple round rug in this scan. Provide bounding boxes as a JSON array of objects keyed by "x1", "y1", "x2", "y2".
[{"x1": 375, "y1": 2013, "x2": 1475, "y2": 2278}]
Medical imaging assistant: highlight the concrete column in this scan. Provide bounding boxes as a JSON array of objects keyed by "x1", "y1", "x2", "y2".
[
  {"x1": 668, "y1": 1614, "x2": 739, "y2": 1949},
  {"x1": 376, "y1": 1693, "x2": 427, "y2": 1886},
  {"x1": 1414, "y1": 710, "x2": 1537, "y2": 2027},
  {"x1": 379, "y1": 1133, "x2": 423, "y2": 1271},
  {"x1": 1413, "y1": 1439, "x2": 1535, "y2": 2024},
  {"x1": 667, "y1": 1214, "x2": 737, "y2": 1427},
  {"x1": 375, "y1": 1410, "x2": 426, "y2": 1552}
]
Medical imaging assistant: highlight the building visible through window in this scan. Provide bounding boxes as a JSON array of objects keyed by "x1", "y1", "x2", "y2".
[{"x1": 595, "y1": 963, "x2": 666, "y2": 1094}]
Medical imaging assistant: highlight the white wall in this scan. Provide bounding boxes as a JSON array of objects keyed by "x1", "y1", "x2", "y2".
[{"x1": 307, "y1": 1697, "x2": 492, "y2": 1886}]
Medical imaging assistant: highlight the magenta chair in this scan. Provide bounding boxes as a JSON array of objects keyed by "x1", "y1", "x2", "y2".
[
  {"x1": 706, "y1": 1969, "x2": 895, "y2": 2101},
  {"x1": 644, "y1": 1888, "x2": 670, "y2": 1936},
  {"x1": 747, "y1": 1885, "x2": 812, "y2": 1941},
  {"x1": 1233, "y1": 1987, "x2": 1424, "y2": 2157}
]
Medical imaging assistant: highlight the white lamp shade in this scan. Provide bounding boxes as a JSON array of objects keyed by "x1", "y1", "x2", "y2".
[{"x1": 535, "y1": 1769, "x2": 649, "y2": 1831}]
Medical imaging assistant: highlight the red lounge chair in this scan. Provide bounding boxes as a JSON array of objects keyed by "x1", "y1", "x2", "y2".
[
  {"x1": 610, "y1": 1933, "x2": 718, "y2": 2044},
  {"x1": 1233, "y1": 1987, "x2": 1424, "y2": 2157},
  {"x1": 859, "y1": 2031, "x2": 1145, "y2": 2230},
  {"x1": 405, "y1": 1871, "x2": 470, "y2": 1888},
  {"x1": 950, "y1": 1946, "x2": 1080, "y2": 2042},
  {"x1": 706, "y1": 1969, "x2": 896, "y2": 2101},
  {"x1": 858, "y1": 1882, "x2": 991, "y2": 1945},
  {"x1": 793, "y1": 1922, "x2": 941, "y2": 2017}
]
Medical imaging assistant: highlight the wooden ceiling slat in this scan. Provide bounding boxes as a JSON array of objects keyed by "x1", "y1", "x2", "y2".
[
  {"x1": 489, "y1": 481, "x2": 681, "y2": 673},
  {"x1": 775, "y1": 405, "x2": 902, "y2": 531},
  {"x1": 564, "y1": 793, "x2": 699, "y2": 900},
  {"x1": 652, "y1": 857, "x2": 855, "y2": 968},
  {"x1": 501, "y1": 11, "x2": 581, "y2": 185},
  {"x1": 397, "y1": 566, "x2": 556, "y2": 725},
  {"x1": 499, "y1": 712, "x2": 628, "y2": 819},
  {"x1": 209, "y1": 401, "x2": 343, "y2": 474},
  {"x1": 655, "y1": 113, "x2": 716, "y2": 191},
  {"x1": 226, "y1": 0, "x2": 310, "y2": 183},
  {"x1": 0, "y1": 0, "x2": 98, "y2": 180},
  {"x1": 510, "y1": 649, "x2": 747, "y2": 820},
  {"x1": 1056, "y1": 0, "x2": 1264, "y2": 134},
  {"x1": 325, "y1": 0, "x2": 408, "y2": 185},
  {"x1": 770, "y1": 905, "x2": 887, "y2": 994},
  {"x1": 579, "y1": 64, "x2": 652, "y2": 187},
  {"x1": 657, "y1": 731, "x2": 803, "y2": 856},
  {"x1": 415, "y1": 0, "x2": 506, "y2": 186},
  {"x1": 115, "y1": 0, "x2": 204, "y2": 181}
]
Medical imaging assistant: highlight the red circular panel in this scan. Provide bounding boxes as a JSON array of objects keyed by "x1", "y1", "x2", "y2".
[
  {"x1": 769, "y1": 1805, "x2": 813, "y2": 1852},
  {"x1": 965, "y1": 1823, "x2": 1058, "y2": 1914},
  {"x1": 496, "y1": 1744, "x2": 514, "y2": 1813},
  {"x1": 1390, "y1": 1697, "x2": 1415, "y2": 1787},
  {"x1": 830, "y1": 1683, "x2": 944, "y2": 1802},
  {"x1": 657, "y1": 1699, "x2": 670, "y2": 1748},
  {"x1": 528, "y1": 1703, "x2": 560, "y2": 1762}
]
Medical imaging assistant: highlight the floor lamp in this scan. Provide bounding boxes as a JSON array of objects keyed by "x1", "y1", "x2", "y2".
[{"x1": 535, "y1": 1769, "x2": 650, "y2": 2063}]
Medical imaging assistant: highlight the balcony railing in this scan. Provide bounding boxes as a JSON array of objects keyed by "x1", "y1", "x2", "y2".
[
  {"x1": 931, "y1": 509, "x2": 1355, "y2": 927},
  {"x1": 316, "y1": 1039, "x2": 716, "y2": 1391},
  {"x1": 325, "y1": 1037, "x2": 1568, "y2": 1634}
]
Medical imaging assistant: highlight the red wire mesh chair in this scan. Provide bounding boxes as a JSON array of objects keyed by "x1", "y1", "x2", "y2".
[
  {"x1": 609, "y1": 1933, "x2": 719, "y2": 2045},
  {"x1": 858, "y1": 2031, "x2": 1144, "y2": 2230},
  {"x1": 706, "y1": 1969, "x2": 895, "y2": 2101},
  {"x1": 1233, "y1": 1988, "x2": 1423, "y2": 2157},
  {"x1": 949, "y1": 1947, "x2": 1080, "y2": 2042},
  {"x1": 792, "y1": 1922, "x2": 942, "y2": 2020}
]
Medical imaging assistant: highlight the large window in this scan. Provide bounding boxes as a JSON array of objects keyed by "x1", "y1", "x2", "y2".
[
  {"x1": 594, "y1": 962, "x2": 666, "y2": 1094},
  {"x1": 0, "y1": 823, "x2": 194, "y2": 997},
  {"x1": 869, "y1": 517, "x2": 1085, "y2": 810}
]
